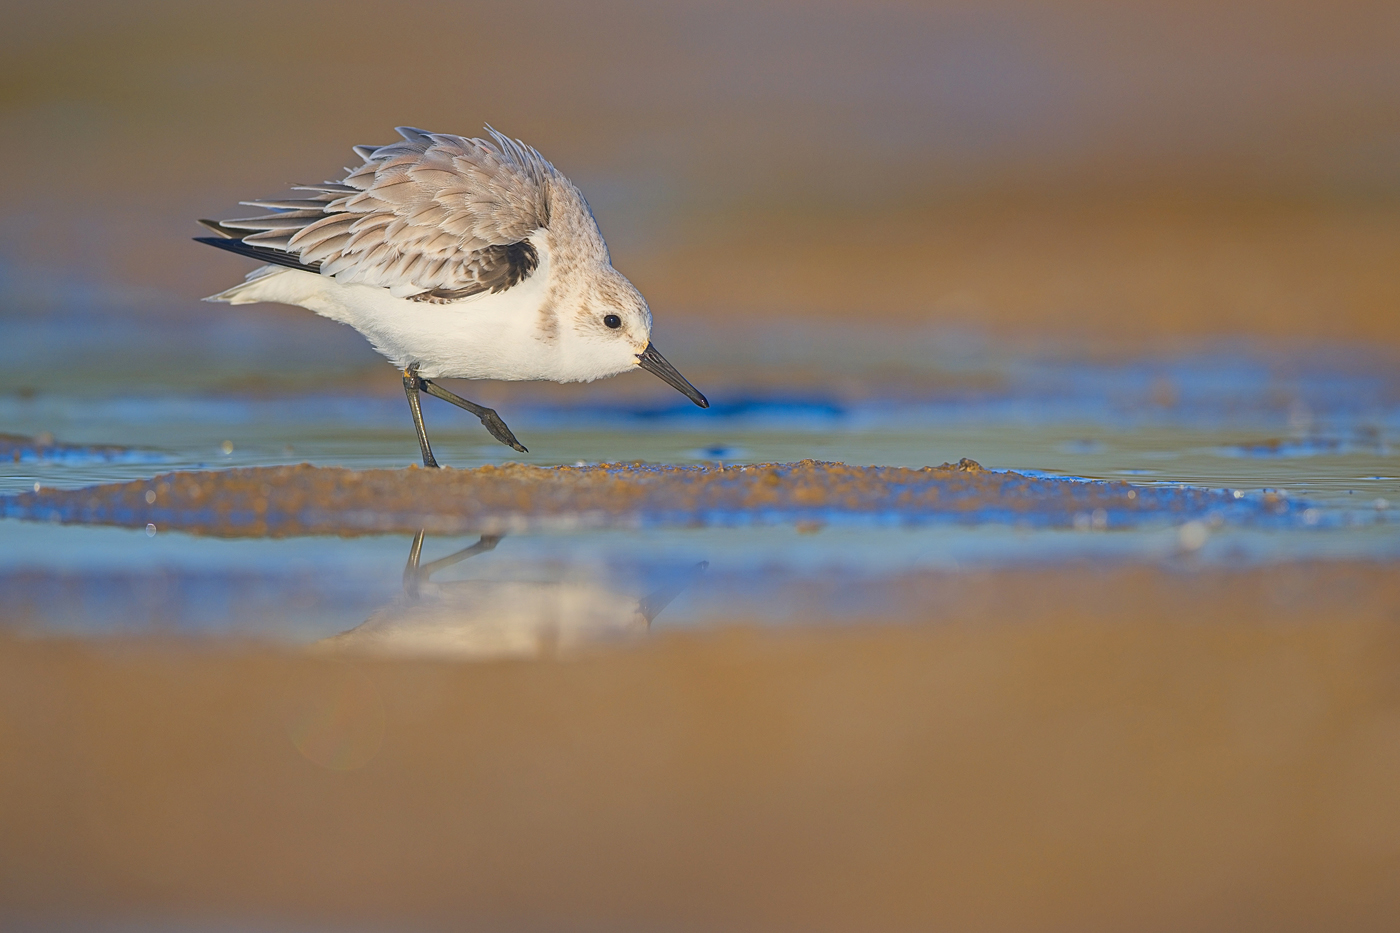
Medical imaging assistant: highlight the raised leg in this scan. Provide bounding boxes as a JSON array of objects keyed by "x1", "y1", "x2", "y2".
[
  {"x1": 402, "y1": 365, "x2": 439, "y2": 468},
  {"x1": 420, "y1": 379, "x2": 528, "y2": 453}
]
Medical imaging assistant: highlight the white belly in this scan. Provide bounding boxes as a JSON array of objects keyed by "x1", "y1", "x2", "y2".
[{"x1": 213, "y1": 240, "x2": 561, "y2": 381}]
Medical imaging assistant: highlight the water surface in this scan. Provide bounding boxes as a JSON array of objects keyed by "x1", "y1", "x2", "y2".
[{"x1": 3, "y1": 328, "x2": 1396, "y2": 648}]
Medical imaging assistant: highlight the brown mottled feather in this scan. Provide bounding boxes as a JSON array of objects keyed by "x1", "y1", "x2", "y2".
[{"x1": 218, "y1": 126, "x2": 554, "y2": 299}]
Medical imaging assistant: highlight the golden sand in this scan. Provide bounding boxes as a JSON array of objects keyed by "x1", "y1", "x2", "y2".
[{"x1": 2, "y1": 561, "x2": 1397, "y2": 931}]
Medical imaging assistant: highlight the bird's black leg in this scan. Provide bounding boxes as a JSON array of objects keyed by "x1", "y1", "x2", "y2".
[
  {"x1": 402, "y1": 365, "x2": 439, "y2": 468},
  {"x1": 420, "y1": 379, "x2": 528, "y2": 453}
]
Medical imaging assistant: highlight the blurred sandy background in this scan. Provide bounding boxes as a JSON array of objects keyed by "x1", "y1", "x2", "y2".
[
  {"x1": 3, "y1": 562, "x2": 1400, "y2": 932},
  {"x1": 2, "y1": 0, "x2": 1398, "y2": 348}
]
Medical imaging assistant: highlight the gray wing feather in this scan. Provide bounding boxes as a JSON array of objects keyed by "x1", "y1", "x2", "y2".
[{"x1": 215, "y1": 127, "x2": 555, "y2": 298}]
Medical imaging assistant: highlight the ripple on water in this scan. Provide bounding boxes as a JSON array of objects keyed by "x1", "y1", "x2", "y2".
[{"x1": 0, "y1": 432, "x2": 169, "y2": 466}]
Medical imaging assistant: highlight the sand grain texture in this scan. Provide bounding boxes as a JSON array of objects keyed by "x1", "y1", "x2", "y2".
[{"x1": 2, "y1": 459, "x2": 1274, "y2": 537}]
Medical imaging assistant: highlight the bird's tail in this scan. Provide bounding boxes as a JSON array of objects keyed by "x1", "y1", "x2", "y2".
[{"x1": 202, "y1": 263, "x2": 286, "y2": 304}]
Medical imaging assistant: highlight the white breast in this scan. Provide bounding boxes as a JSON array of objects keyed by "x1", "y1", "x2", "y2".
[{"x1": 219, "y1": 236, "x2": 561, "y2": 381}]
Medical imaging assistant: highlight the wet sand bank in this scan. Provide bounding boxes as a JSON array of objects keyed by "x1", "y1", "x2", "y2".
[
  {"x1": 4, "y1": 459, "x2": 1276, "y2": 537},
  {"x1": 2, "y1": 561, "x2": 1398, "y2": 932}
]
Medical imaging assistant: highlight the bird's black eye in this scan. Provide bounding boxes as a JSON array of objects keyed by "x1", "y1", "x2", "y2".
[{"x1": 604, "y1": 314, "x2": 622, "y2": 329}]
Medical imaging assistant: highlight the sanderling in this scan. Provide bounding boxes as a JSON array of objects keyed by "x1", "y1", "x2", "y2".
[{"x1": 197, "y1": 125, "x2": 708, "y2": 467}]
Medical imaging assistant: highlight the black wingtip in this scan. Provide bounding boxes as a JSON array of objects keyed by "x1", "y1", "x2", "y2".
[{"x1": 194, "y1": 235, "x2": 322, "y2": 274}]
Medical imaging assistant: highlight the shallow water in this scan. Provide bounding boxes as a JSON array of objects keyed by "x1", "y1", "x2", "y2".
[{"x1": 2, "y1": 329, "x2": 1397, "y2": 650}]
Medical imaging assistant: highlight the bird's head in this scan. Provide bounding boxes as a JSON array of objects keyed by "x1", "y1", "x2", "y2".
[{"x1": 566, "y1": 268, "x2": 708, "y2": 408}]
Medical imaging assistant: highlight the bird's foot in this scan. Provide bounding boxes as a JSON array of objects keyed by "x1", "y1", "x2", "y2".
[{"x1": 478, "y1": 409, "x2": 528, "y2": 453}]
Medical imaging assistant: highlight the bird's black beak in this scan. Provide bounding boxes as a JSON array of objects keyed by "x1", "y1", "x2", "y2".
[{"x1": 637, "y1": 342, "x2": 709, "y2": 408}]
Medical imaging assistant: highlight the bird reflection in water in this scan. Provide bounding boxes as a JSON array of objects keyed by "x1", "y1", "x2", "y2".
[{"x1": 320, "y1": 531, "x2": 706, "y2": 659}]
